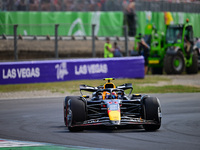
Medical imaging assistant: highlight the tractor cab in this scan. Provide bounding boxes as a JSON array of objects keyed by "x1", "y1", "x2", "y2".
[
  {"x1": 165, "y1": 19, "x2": 194, "y2": 51},
  {"x1": 166, "y1": 25, "x2": 184, "y2": 44}
]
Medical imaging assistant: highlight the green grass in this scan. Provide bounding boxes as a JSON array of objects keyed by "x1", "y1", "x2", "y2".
[
  {"x1": 1, "y1": 76, "x2": 200, "y2": 94},
  {"x1": 133, "y1": 85, "x2": 200, "y2": 93}
]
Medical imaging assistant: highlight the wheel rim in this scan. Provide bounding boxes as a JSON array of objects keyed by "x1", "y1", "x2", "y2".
[
  {"x1": 174, "y1": 59, "x2": 180, "y2": 67},
  {"x1": 158, "y1": 107, "x2": 162, "y2": 123},
  {"x1": 64, "y1": 106, "x2": 66, "y2": 124},
  {"x1": 67, "y1": 100, "x2": 72, "y2": 127},
  {"x1": 173, "y1": 56, "x2": 183, "y2": 71}
]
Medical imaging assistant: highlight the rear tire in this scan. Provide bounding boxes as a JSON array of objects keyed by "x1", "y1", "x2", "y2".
[
  {"x1": 164, "y1": 51, "x2": 185, "y2": 74},
  {"x1": 142, "y1": 97, "x2": 161, "y2": 131},
  {"x1": 186, "y1": 51, "x2": 198, "y2": 74},
  {"x1": 63, "y1": 96, "x2": 86, "y2": 132}
]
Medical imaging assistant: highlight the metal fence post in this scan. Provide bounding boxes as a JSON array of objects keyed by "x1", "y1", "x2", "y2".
[
  {"x1": 38, "y1": 1, "x2": 41, "y2": 11},
  {"x1": 124, "y1": 25, "x2": 129, "y2": 56},
  {"x1": 92, "y1": 24, "x2": 96, "y2": 58},
  {"x1": 55, "y1": 24, "x2": 59, "y2": 58},
  {"x1": 14, "y1": 24, "x2": 18, "y2": 61}
]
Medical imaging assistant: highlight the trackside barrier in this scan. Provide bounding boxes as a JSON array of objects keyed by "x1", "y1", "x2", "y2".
[{"x1": 0, "y1": 57, "x2": 144, "y2": 85}]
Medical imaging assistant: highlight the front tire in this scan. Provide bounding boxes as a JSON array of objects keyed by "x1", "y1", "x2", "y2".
[
  {"x1": 142, "y1": 97, "x2": 161, "y2": 131},
  {"x1": 63, "y1": 96, "x2": 86, "y2": 132},
  {"x1": 164, "y1": 51, "x2": 185, "y2": 74}
]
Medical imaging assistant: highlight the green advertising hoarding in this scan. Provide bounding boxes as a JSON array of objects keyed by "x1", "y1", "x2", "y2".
[
  {"x1": 136, "y1": 11, "x2": 200, "y2": 37},
  {"x1": 0, "y1": 11, "x2": 200, "y2": 37},
  {"x1": 0, "y1": 12, "x2": 123, "y2": 36}
]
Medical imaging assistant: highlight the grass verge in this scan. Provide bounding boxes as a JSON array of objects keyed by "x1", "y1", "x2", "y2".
[{"x1": 0, "y1": 76, "x2": 200, "y2": 94}]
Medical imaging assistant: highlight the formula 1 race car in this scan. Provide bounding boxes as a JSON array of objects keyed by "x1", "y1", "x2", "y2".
[{"x1": 63, "y1": 78, "x2": 162, "y2": 132}]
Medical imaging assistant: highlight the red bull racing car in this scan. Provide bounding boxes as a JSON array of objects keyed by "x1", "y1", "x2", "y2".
[{"x1": 63, "y1": 78, "x2": 161, "y2": 132}]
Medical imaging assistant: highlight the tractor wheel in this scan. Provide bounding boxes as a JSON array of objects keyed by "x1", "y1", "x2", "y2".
[
  {"x1": 164, "y1": 51, "x2": 185, "y2": 74},
  {"x1": 186, "y1": 51, "x2": 198, "y2": 74}
]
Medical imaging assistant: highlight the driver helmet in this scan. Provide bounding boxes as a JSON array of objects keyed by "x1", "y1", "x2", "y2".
[{"x1": 111, "y1": 92, "x2": 118, "y2": 99}]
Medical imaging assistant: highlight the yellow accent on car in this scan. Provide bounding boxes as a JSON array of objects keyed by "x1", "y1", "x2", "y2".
[
  {"x1": 82, "y1": 95, "x2": 89, "y2": 98},
  {"x1": 108, "y1": 110, "x2": 121, "y2": 121},
  {"x1": 103, "y1": 78, "x2": 115, "y2": 81}
]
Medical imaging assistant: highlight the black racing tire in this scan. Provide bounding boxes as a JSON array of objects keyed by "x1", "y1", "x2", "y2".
[
  {"x1": 164, "y1": 51, "x2": 185, "y2": 74},
  {"x1": 64, "y1": 96, "x2": 79, "y2": 126},
  {"x1": 151, "y1": 67, "x2": 163, "y2": 75},
  {"x1": 64, "y1": 97, "x2": 68, "y2": 126},
  {"x1": 142, "y1": 96, "x2": 161, "y2": 131},
  {"x1": 186, "y1": 51, "x2": 198, "y2": 74},
  {"x1": 63, "y1": 96, "x2": 86, "y2": 132}
]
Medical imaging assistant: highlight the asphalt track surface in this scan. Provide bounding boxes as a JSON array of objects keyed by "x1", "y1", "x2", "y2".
[{"x1": 0, "y1": 93, "x2": 200, "y2": 150}]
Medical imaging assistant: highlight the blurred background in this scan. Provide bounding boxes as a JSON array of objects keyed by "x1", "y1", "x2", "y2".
[
  {"x1": 1, "y1": 0, "x2": 200, "y2": 12},
  {"x1": 0, "y1": 0, "x2": 200, "y2": 60}
]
